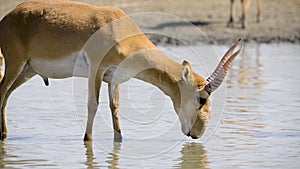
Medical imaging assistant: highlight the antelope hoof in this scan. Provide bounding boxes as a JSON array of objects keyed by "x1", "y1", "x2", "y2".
[
  {"x1": 84, "y1": 133, "x2": 92, "y2": 141},
  {"x1": 0, "y1": 132, "x2": 7, "y2": 140},
  {"x1": 227, "y1": 21, "x2": 234, "y2": 28},
  {"x1": 241, "y1": 22, "x2": 247, "y2": 29},
  {"x1": 257, "y1": 17, "x2": 261, "y2": 23},
  {"x1": 114, "y1": 130, "x2": 122, "y2": 142}
]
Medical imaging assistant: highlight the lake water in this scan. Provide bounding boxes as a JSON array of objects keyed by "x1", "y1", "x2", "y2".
[{"x1": 1, "y1": 43, "x2": 299, "y2": 168}]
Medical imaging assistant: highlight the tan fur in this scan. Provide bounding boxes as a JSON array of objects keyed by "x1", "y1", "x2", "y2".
[
  {"x1": 228, "y1": 0, "x2": 262, "y2": 29},
  {"x1": 0, "y1": 0, "x2": 128, "y2": 60},
  {"x1": 0, "y1": 0, "x2": 236, "y2": 141}
]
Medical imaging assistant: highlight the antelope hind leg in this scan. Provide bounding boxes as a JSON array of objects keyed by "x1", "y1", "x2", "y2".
[
  {"x1": 1, "y1": 63, "x2": 37, "y2": 139},
  {"x1": 0, "y1": 60, "x2": 28, "y2": 139}
]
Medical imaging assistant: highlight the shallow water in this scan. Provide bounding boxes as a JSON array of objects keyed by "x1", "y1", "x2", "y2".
[{"x1": 1, "y1": 43, "x2": 299, "y2": 168}]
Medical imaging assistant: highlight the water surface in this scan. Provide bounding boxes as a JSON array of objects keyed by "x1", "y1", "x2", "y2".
[{"x1": 1, "y1": 43, "x2": 299, "y2": 168}]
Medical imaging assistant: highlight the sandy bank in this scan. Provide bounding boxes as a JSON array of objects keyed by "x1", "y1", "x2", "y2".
[{"x1": 1, "y1": 0, "x2": 299, "y2": 45}]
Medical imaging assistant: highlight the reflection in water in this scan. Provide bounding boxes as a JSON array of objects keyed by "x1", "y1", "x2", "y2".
[
  {"x1": 84, "y1": 141, "x2": 121, "y2": 169},
  {"x1": 83, "y1": 141, "x2": 209, "y2": 169},
  {"x1": 228, "y1": 43, "x2": 266, "y2": 90},
  {"x1": 0, "y1": 141, "x2": 7, "y2": 168},
  {"x1": 224, "y1": 44, "x2": 265, "y2": 136},
  {"x1": 84, "y1": 142, "x2": 98, "y2": 168},
  {"x1": 1, "y1": 44, "x2": 298, "y2": 168},
  {"x1": 106, "y1": 142, "x2": 121, "y2": 169},
  {"x1": 0, "y1": 140, "x2": 53, "y2": 167},
  {"x1": 174, "y1": 142, "x2": 208, "y2": 169},
  {"x1": 210, "y1": 43, "x2": 300, "y2": 168},
  {"x1": 225, "y1": 44, "x2": 267, "y2": 129}
]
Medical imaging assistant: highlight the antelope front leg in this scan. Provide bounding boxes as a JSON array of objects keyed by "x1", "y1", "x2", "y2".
[
  {"x1": 227, "y1": 0, "x2": 236, "y2": 28},
  {"x1": 241, "y1": 0, "x2": 251, "y2": 29},
  {"x1": 257, "y1": 0, "x2": 262, "y2": 23},
  {"x1": 108, "y1": 84, "x2": 122, "y2": 142},
  {"x1": 84, "y1": 69, "x2": 103, "y2": 141}
]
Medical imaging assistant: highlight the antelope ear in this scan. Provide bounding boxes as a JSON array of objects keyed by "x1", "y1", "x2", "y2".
[{"x1": 182, "y1": 60, "x2": 193, "y2": 83}]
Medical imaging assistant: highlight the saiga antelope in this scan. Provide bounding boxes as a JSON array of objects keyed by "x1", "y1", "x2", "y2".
[
  {"x1": 228, "y1": 0, "x2": 262, "y2": 29},
  {"x1": 0, "y1": 0, "x2": 242, "y2": 141}
]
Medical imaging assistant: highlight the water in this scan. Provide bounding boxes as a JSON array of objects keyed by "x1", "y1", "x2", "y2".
[{"x1": 1, "y1": 43, "x2": 299, "y2": 168}]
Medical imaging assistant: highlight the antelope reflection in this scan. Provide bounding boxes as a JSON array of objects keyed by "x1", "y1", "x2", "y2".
[
  {"x1": 84, "y1": 141, "x2": 121, "y2": 169},
  {"x1": 84, "y1": 141, "x2": 208, "y2": 168},
  {"x1": 174, "y1": 142, "x2": 208, "y2": 169},
  {"x1": 228, "y1": 43, "x2": 266, "y2": 89}
]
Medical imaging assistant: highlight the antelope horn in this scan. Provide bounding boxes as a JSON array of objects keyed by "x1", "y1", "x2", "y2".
[{"x1": 205, "y1": 39, "x2": 242, "y2": 95}]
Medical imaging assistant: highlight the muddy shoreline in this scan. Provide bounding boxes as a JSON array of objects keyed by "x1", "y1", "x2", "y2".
[{"x1": 1, "y1": 0, "x2": 299, "y2": 45}]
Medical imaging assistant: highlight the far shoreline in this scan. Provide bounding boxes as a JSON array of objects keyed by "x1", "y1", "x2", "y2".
[{"x1": 1, "y1": 0, "x2": 299, "y2": 46}]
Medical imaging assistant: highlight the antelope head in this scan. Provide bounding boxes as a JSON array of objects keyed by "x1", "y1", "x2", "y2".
[{"x1": 176, "y1": 39, "x2": 242, "y2": 139}]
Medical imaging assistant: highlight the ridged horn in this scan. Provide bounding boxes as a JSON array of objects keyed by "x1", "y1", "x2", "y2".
[{"x1": 205, "y1": 39, "x2": 242, "y2": 95}]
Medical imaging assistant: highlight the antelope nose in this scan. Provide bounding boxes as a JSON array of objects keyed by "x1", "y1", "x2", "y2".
[{"x1": 187, "y1": 132, "x2": 200, "y2": 139}]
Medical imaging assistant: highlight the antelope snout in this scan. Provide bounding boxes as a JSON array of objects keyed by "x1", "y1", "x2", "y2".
[{"x1": 187, "y1": 131, "x2": 200, "y2": 139}]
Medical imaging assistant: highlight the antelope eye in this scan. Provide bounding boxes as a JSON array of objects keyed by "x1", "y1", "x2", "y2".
[
  {"x1": 196, "y1": 97, "x2": 206, "y2": 110},
  {"x1": 197, "y1": 97, "x2": 206, "y2": 105}
]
